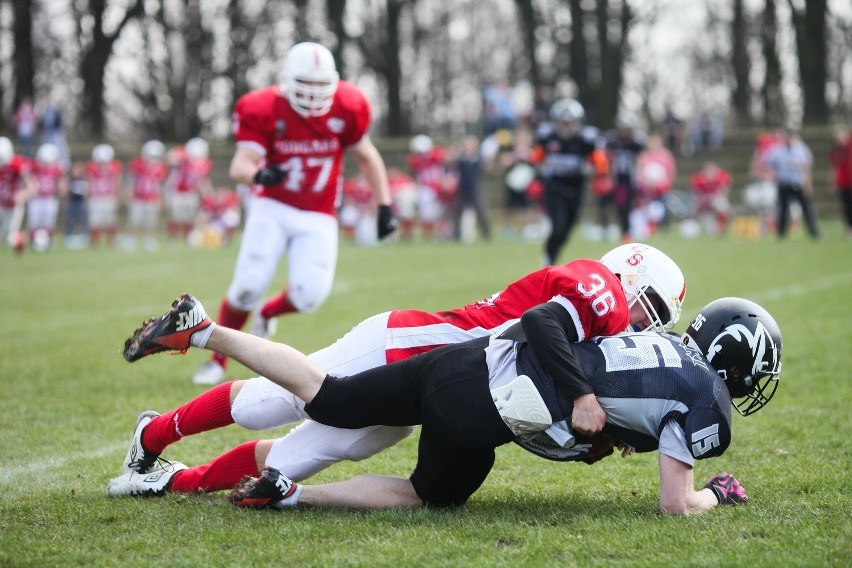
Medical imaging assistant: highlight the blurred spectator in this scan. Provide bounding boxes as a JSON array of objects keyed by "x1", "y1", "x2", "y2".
[
  {"x1": 126, "y1": 140, "x2": 169, "y2": 252},
  {"x1": 661, "y1": 106, "x2": 684, "y2": 154},
  {"x1": 19, "y1": 143, "x2": 67, "y2": 251},
  {"x1": 689, "y1": 161, "x2": 732, "y2": 236},
  {"x1": 64, "y1": 161, "x2": 89, "y2": 249},
  {"x1": 482, "y1": 82, "x2": 517, "y2": 136},
  {"x1": 189, "y1": 188, "x2": 242, "y2": 249},
  {"x1": 451, "y1": 136, "x2": 491, "y2": 243},
  {"x1": 828, "y1": 129, "x2": 852, "y2": 237},
  {"x1": 39, "y1": 99, "x2": 70, "y2": 168},
  {"x1": 86, "y1": 144, "x2": 123, "y2": 247},
  {"x1": 500, "y1": 130, "x2": 540, "y2": 241},
  {"x1": 636, "y1": 134, "x2": 677, "y2": 232},
  {"x1": 605, "y1": 113, "x2": 646, "y2": 241},
  {"x1": 14, "y1": 97, "x2": 38, "y2": 157},
  {"x1": 0, "y1": 137, "x2": 33, "y2": 247},
  {"x1": 406, "y1": 135, "x2": 449, "y2": 240},
  {"x1": 687, "y1": 109, "x2": 724, "y2": 153},
  {"x1": 762, "y1": 127, "x2": 820, "y2": 239}
]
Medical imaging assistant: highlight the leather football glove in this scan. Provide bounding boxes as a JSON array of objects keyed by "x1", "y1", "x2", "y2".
[
  {"x1": 254, "y1": 167, "x2": 286, "y2": 187},
  {"x1": 377, "y1": 204, "x2": 398, "y2": 240},
  {"x1": 705, "y1": 473, "x2": 749, "y2": 505}
]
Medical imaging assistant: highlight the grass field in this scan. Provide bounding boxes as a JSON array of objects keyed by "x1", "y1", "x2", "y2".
[{"x1": 1, "y1": 225, "x2": 850, "y2": 567}]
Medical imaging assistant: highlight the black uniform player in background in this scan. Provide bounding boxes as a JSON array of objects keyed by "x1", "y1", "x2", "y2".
[
  {"x1": 533, "y1": 98, "x2": 609, "y2": 266},
  {"x1": 606, "y1": 114, "x2": 646, "y2": 241},
  {"x1": 120, "y1": 294, "x2": 782, "y2": 516}
]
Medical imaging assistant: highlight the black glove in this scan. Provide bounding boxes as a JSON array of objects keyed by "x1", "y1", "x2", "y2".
[
  {"x1": 377, "y1": 204, "x2": 398, "y2": 240},
  {"x1": 253, "y1": 167, "x2": 286, "y2": 187},
  {"x1": 705, "y1": 473, "x2": 749, "y2": 505}
]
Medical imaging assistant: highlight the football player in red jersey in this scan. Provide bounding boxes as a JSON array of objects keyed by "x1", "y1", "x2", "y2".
[
  {"x1": 403, "y1": 135, "x2": 450, "y2": 240},
  {"x1": 111, "y1": 244, "x2": 686, "y2": 499},
  {"x1": 166, "y1": 138, "x2": 212, "y2": 241},
  {"x1": 86, "y1": 144, "x2": 123, "y2": 247},
  {"x1": 690, "y1": 161, "x2": 732, "y2": 236},
  {"x1": 192, "y1": 41, "x2": 397, "y2": 385},
  {"x1": 0, "y1": 137, "x2": 34, "y2": 247},
  {"x1": 17, "y1": 143, "x2": 66, "y2": 250},
  {"x1": 126, "y1": 140, "x2": 169, "y2": 252}
]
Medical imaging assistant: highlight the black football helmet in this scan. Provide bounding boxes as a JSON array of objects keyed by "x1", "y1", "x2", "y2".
[{"x1": 682, "y1": 297, "x2": 782, "y2": 416}]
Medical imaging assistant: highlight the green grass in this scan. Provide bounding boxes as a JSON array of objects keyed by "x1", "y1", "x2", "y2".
[{"x1": 1, "y1": 226, "x2": 850, "y2": 567}]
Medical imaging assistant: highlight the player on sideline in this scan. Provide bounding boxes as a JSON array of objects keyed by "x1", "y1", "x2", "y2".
[
  {"x1": 108, "y1": 244, "x2": 685, "y2": 497},
  {"x1": 192, "y1": 41, "x2": 397, "y2": 386},
  {"x1": 114, "y1": 293, "x2": 780, "y2": 514}
]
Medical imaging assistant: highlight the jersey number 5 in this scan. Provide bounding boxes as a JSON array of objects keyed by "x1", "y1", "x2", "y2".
[{"x1": 577, "y1": 273, "x2": 616, "y2": 317}]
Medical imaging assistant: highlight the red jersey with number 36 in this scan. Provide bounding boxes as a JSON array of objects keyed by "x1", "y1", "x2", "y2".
[
  {"x1": 232, "y1": 81, "x2": 372, "y2": 217},
  {"x1": 386, "y1": 259, "x2": 630, "y2": 362}
]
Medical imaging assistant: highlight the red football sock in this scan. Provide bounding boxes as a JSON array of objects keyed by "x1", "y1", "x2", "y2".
[
  {"x1": 170, "y1": 440, "x2": 260, "y2": 494},
  {"x1": 141, "y1": 381, "x2": 235, "y2": 454},
  {"x1": 259, "y1": 288, "x2": 297, "y2": 319}
]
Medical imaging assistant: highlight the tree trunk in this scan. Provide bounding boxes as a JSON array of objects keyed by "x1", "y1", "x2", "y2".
[
  {"x1": 731, "y1": 0, "x2": 752, "y2": 126},
  {"x1": 326, "y1": 0, "x2": 348, "y2": 78},
  {"x1": 12, "y1": 0, "x2": 35, "y2": 109},
  {"x1": 513, "y1": 0, "x2": 541, "y2": 91},
  {"x1": 294, "y1": 0, "x2": 310, "y2": 42},
  {"x1": 383, "y1": 0, "x2": 407, "y2": 136},
  {"x1": 788, "y1": 0, "x2": 829, "y2": 124},
  {"x1": 568, "y1": 1, "x2": 589, "y2": 102},
  {"x1": 761, "y1": 0, "x2": 784, "y2": 126}
]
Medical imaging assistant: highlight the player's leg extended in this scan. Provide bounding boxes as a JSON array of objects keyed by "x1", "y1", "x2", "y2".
[{"x1": 280, "y1": 207, "x2": 339, "y2": 315}]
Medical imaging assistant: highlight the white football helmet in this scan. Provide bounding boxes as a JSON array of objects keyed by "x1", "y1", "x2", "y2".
[
  {"x1": 36, "y1": 143, "x2": 61, "y2": 165},
  {"x1": 0, "y1": 137, "x2": 13, "y2": 166},
  {"x1": 92, "y1": 144, "x2": 115, "y2": 163},
  {"x1": 282, "y1": 42, "x2": 339, "y2": 117},
  {"x1": 600, "y1": 243, "x2": 685, "y2": 331},
  {"x1": 550, "y1": 98, "x2": 585, "y2": 138},
  {"x1": 409, "y1": 134, "x2": 434, "y2": 155},
  {"x1": 185, "y1": 138, "x2": 209, "y2": 160},
  {"x1": 141, "y1": 140, "x2": 166, "y2": 161}
]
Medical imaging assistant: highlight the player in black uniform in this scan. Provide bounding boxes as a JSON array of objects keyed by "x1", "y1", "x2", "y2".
[
  {"x1": 121, "y1": 296, "x2": 782, "y2": 515},
  {"x1": 534, "y1": 98, "x2": 608, "y2": 266},
  {"x1": 606, "y1": 114, "x2": 646, "y2": 241}
]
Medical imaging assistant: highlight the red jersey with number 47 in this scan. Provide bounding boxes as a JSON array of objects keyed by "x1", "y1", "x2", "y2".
[
  {"x1": 232, "y1": 81, "x2": 372, "y2": 217},
  {"x1": 386, "y1": 259, "x2": 630, "y2": 363}
]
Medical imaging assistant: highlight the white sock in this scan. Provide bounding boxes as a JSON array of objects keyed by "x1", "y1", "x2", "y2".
[
  {"x1": 273, "y1": 483, "x2": 303, "y2": 509},
  {"x1": 190, "y1": 322, "x2": 217, "y2": 348}
]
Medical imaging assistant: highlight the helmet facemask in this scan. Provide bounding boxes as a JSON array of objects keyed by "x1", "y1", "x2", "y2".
[
  {"x1": 287, "y1": 77, "x2": 338, "y2": 117},
  {"x1": 620, "y1": 272, "x2": 681, "y2": 332}
]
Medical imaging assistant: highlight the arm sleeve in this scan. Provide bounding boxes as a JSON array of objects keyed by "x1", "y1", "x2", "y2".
[{"x1": 520, "y1": 302, "x2": 592, "y2": 399}]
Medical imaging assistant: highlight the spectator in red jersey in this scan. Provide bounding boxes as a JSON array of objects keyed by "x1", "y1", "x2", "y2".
[
  {"x1": 689, "y1": 161, "x2": 732, "y2": 236},
  {"x1": 17, "y1": 143, "x2": 67, "y2": 250},
  {"x1": 406, "y1": 134, "x2": 449, "y2": 240},
  {"x1": 0, "y1": 137, "x2": 34, "y2": 247},
  {"x1": 108, "y1": 243, "x2": 686, "y2": 500},
  {"x1": 192, "y1": 42, "x2": 396, "y2": 386},
  {"x1": 126, "y1": 140, "x2": 169, "y2": 252},
  {"x1": 166, "y1": 138, "x2": 212, "y2": 241},
  {"x1": 86, "y1": 144, "x2": 123, "y2": 247},
  {"x1": 828, "y1": 129, "x2": 852, "y2": 237},
  {"x1": 339, "y1": 175, "x2": 377, "y2": 244},
  {"x1": 189, "y1": 187, "x2": 242, "y2": 249}
]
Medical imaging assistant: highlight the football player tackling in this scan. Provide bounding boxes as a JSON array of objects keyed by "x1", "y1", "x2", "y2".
[{"x1": 109, "y1": 244, "x2": 685, "y2": 499}]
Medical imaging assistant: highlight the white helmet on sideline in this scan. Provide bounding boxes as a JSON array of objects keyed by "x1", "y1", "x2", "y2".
[
  {"x1": 409, "y1": 134, "x2": 434, "y2": 154},
  {"x1": 36, "y1": 143, "x2": 61, "y2": 165},
  {"x1": 92, "y1": 144, "x2": 115, "y2": 163},
  {"x1": 185, "y1": 137, "x2": 209, "y2": 160},
  {"x1": 282, "y1": 42, "x2": 339, "y2": 117},
  {"x1": 0, "y1": 137, "x2": 13, "y2": 166},
  {"x1": 141, "y1": 140, "x2": 166, "y2": 161},
  {"x1": 600, "y1": 243, "x2": 685, "y2": 331}
]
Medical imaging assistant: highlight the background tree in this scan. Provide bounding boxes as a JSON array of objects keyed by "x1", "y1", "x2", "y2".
[
  {"x1": 760, "y1": 0, "x2": 785, "y2": 126},
  {"x1": 730, "y1": 0, "x2": 752, "y2": 126},
  {"x1": 12, "y1": 0, "x2": 35, "y2": 110},
  {"x1": 787, "y1": 0, "x2": 829, "y2": 125}
]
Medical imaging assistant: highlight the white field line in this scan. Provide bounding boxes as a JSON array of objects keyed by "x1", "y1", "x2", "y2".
[{"x1": 1, "y1": 273, "x2": 850, "y2": 488}]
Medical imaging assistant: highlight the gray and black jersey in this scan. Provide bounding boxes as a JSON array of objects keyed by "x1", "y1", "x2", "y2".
[{"x1": 492, "y1": 332, "x2": 732, "y2": 466}]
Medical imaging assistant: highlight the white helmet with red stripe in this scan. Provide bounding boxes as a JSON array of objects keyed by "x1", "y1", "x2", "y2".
[
  {"x1": 92, "y1": 144, "x2": 115, "y2": 163},
  {"x1": 600, "y1": 243, "x2": 686, "y2": 331},
  {"x1": 282, "y1": 42, "x2": 339, "y2": 117}
]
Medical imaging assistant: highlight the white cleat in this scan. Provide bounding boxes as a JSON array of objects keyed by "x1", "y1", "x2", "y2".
[
  {"x1": 249, "y1": 307, "x2": 278, "y2": 339},
  {"x1": 107, "y1": 461, "x2": 188, "y2": 497},
  {"x1": 192, "y1": 361, "x2": 225, "y2": 385},
  {"x1": 122, "y1": 410, "x2": 161, "y2": 474}
]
